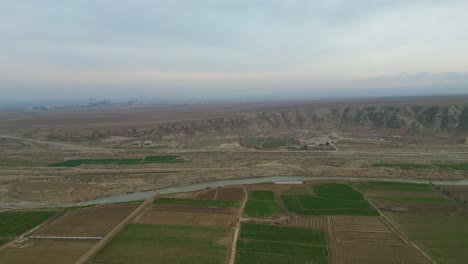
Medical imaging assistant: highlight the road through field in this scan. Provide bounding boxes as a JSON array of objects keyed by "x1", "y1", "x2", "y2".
[
  {"x1": 228, "y1": 187, "x2": 247, "y2": 264},
  {"x1": 74, "y1": 192, "x2": 159, "y2": 264}
]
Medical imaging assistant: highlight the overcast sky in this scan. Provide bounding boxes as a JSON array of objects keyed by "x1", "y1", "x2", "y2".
[{"x1": 1, "y1": 0, "x2": 468, "y2": 103}]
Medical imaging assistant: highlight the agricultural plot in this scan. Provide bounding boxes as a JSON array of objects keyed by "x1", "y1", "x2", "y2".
[
  {"x1": 93, "y1": 224, "x2": 231, "y2": 264},
  {"x1": 154, "y1": 197, "x2": 239, "y2": 208},
  {"x1": 240, "y1": 137, "x2": 294, "y2": 149},
  {"x1": 33, "y1": 204, "x2": 137, "y2": 237},
  {"x1": 49, "y1": 155, "x2": 185, "y2": 167},
  {"x1": 328, "y1": 216, "x2": 430, "y2": 264},
  {"x1": 0, "y1": 211, "x2": 56, "y2": 245},
  {"x1": 353, "y1": 181, "x2": 461, "y2": 214},
  {"x1": 280, "y1": 184, "x2": 378, "y2": 216},
  {"x1": 0, "y1": 239, "x2": 96, "y2": 264},
  {"x1": 243, "y1": 191, "x2": 281, "y2": 218},
  {"x1": 216, "y1": 187, "x2": 244, "y2": 201},
  {"x1": 287, "y1": 215, "x2": 327, "y2": 230},
  {"x1": 135, "y1": 204, "x2": 237, "y2": 228},
  {"x1": 385, "y1": 212, "x2": 468, "y2": 264},
  {"x1": 352, "y1": 181, "x2": 434, "y2": 192},
  {"x1": 235, "y1": 223, "x2": 328, "y2": 264}
]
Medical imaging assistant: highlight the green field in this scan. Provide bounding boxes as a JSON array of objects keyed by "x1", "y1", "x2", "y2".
[
  {"x1": 235, "y1": 223, "x2": 328, "y2": 264},
  {"x1": 94, "y1": 224, "x2": 231, "y2": 264},
  {"x1": 280, "y1": 183, "x2": 379, "y2": 216},
  {"x1": 0, "y1": 211, "x2": 56, "y2": 245},
  {"x1": 371, "y1": 163, "x2": 468, "y2": 170},
  {"x1": 352, "y1": 181, "x2": 433, "y2": 192},
  {"x1": 385, "y1": 212, "x2": 468, "y2": 264},
  {"x1": 244, "y1": 191, "x2": 281, "y2": 218},
  {"x1": 154, "y1": 197, "x2": 239, "y2": 208},
  {"x1": 368, "y1": 197, "x2": 451, "y2": 203},
  {"x1": 49, "y1": 155, "x2": 185, "y2": 167}
]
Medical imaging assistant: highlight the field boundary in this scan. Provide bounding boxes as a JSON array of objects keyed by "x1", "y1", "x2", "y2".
[
  {"x1": 370, "y1": 201, "x2": 436, "y2": 264},
  {"x1": 228, "y1": 186, "x2": 247, "y2": 264},
  {"x1": 0, "y1": 211, "x2": 60, "y2": 251},
  {"x1": 74, "y1": 192, "x2": 159, "y2": 264}
]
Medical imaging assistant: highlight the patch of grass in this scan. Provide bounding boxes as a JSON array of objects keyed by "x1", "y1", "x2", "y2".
[
  {"x1": 95, "y1": 224, "x2": 231, "y2": 264},
  {"x1": 369, "y1": 197, "x2": 451, "y2": 203},
  {"x1": 49, "y1": 155, "x2": 186, "y2": 167},
  {"x1": 248, "y1": 190, "x2": 275, "y2": 200},
  {"x1": 352, "y1": 181, "x2": 433, "y2": 192},
  {"x1": 385, "y1": 212, "x2": 468, "y2": 264},
  {"x1": 280, "y1": 184, "x2": 379, "y2": 216},
  {"x1": 154, "y1": 197, "x2": 238, "y2": 208},
  {"x1": 0, "y1": 211, "x2": 56, "y2": 236},
  {"x1": 244, "y1": 191, "x2": 280, "y2": 218},
  {"x1": 372, "y1": 163, "x2": 432, "y2": 169},
  {"x1": 314, "y1": 183, "x2": 364, "y2": 200},
  {"x1": 235, "y1": 223, "x2": 328, "y2": 264},
  {"x1": 371, "y1": 163, "x2": 468, "y2": 171}
]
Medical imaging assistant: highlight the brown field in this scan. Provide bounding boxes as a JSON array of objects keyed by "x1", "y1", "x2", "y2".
[
  {"x1": 329, "y1": 242, "x2": 431, "y2": 264},
  {"x1": 329, "y1": 216, "x2": 404, "y2": 245},
  {"x1": 288, "y1": 215, "x2": 327, "y2": 229},
  {"x1": 247, "y1": 183, "x2": 294, "y2": 192},
  {"x1": 374, "y1": 201, "x2": 468, "y2": 215},
  {"x1": 216, "y1": 187, "x2": 244, "y2": 201},
  {"x1": 327, "y1": 216, "x2": 430, "y2": 264},
  {"x1": 33, "y1": 204, "x2": 137, "y2": 237},
  {"x1": 0, "y1": 239, "x2": 96, "y2": 264},
  {"x1": 440, "y1": 185, "x2": 468, "y2": 200},
  {"x1": 195, "y1": 188, "x2": 217, "y2": 200},
  {"x1": 133, "y1": 204, "x2": 237, "y2": 228},
  {"x1": 363, "y1": 191, "x2": 446, "y2": 198}
]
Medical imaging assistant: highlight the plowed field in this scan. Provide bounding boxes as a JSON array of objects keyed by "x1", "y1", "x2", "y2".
[
  {"x1": 288, "y1": 215, "x2": 327, "y2": 230},
  {"x1": 0, "y1": 239, "x2": 96, "y2": 264},
  {"x1": 134, "y1": 204, "x2": 237, "y2": 227},
  {"x1": 33, "y1": 204, "x2": 137, "y2": 237}
]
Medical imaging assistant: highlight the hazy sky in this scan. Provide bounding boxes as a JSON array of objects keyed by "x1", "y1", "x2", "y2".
[{"x1": 1, "y1": 1, "x2": 468, "y2": 103}]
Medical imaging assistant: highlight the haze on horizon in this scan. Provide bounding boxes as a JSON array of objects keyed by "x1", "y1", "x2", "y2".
[{"x1": 1, "y1": 0, "x2": 468, "y2": 104}]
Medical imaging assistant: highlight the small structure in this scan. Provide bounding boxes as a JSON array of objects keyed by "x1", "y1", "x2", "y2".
[
  {"x1": 329, "y1": 132, "x2": 338, "y2": 140},
  {"x1": 144, "y1": 140, "x2": 152, "y2": 146},
  {"x1": 132, "y1": 141, "x2": 141, "y2": 147}
]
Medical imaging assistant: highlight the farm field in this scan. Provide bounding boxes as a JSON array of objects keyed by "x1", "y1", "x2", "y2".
[
  {"x1": 243, "y1": 190, "x2": 281, "y2": 218},
  {"x1": 49, "y1": 155, "x2": 185, "y2": 167},
  {"x1": 0, "y1": 211, "x2": 56, "y2": 245},
  {"x1": 93, "y1": 224, "x2": 231, "y2": 264},
  {"x1": 385, "y1": 212, "x2": 468, "y2": 264},
  {"x1": 440, "y1": 185, "x2": 468, "y2": 202},
  {"x1": 235, "y1": 223, "x2": 328, "y2": 264},
  {"x1": 280, "y1": 183, "x2": 378, "y2": 215},
  {"x1": 352, "y1": 181, "x2": 434, "y2": 192},
  {"x1": 135, "y1": 204, "x2": 237, "y2": 227},
  {"x1": 327, "y1": 216, "x2": 430, "y2": 264},
  {"x1": 0, "y1": 239, "x2": 96, "y2": 264},
  {"x1": 33, "y1": 204, "x2": 137, "y2": 237},
  {"x1": 287, "y1": 215, "x2": 327, "y2": 229},
  {"x1": 154, "y1": 197, "x2": 239, "y2": 208}
]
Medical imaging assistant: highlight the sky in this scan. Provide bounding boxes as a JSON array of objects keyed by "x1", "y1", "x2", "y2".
[{"x1": 1, "y1": 0, "x2": 468, "y2": 103}]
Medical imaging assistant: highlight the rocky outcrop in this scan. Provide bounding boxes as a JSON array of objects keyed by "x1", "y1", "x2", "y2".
[{"x1": 33, "y1": 104, "x2": 468, "y2": 142}]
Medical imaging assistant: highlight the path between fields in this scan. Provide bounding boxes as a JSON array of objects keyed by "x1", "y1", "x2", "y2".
[
  {"x1": 370, "y1": 201, "x2": 436, "y2": 264},
  {"x1": 74, "y1": 192, "x2": 159, "y2": 264},
  {"x1": 228, "y1": 186, "x2": 248, "y2": 264}
]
